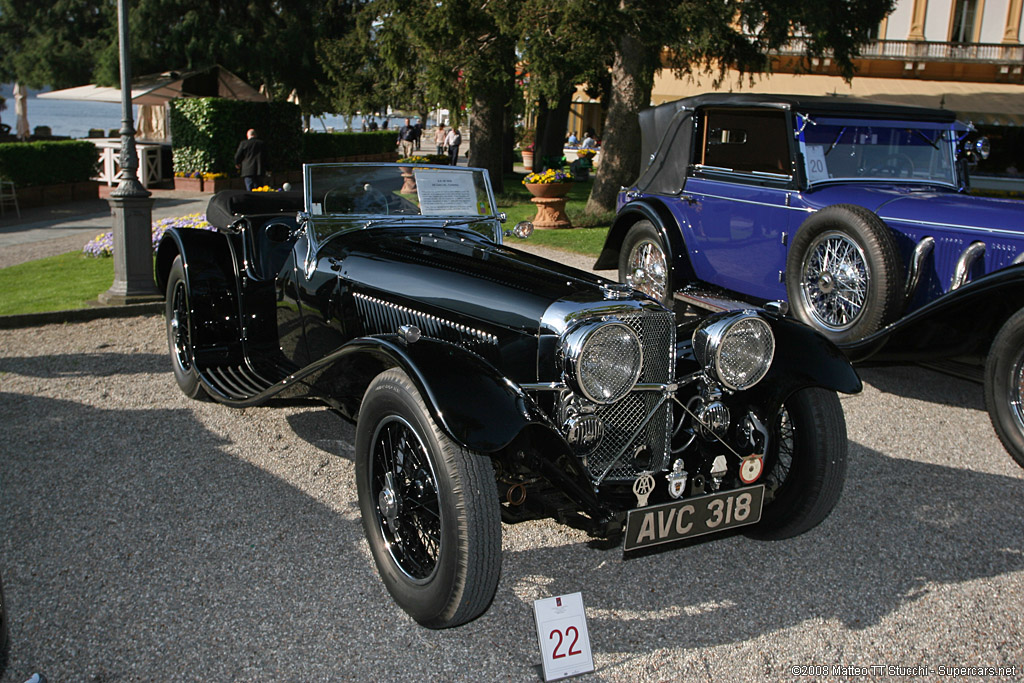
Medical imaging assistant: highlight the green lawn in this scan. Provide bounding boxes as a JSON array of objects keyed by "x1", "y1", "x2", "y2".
[
  {"x1": 0, "y1": 251, "x2": 115, "y2": 316},
  {"x1": 497, "y1": 175, "x2": 611, "y2": 257},
  {"x1": 0, "y1": 173, "x2": 614, "y2": 317}
]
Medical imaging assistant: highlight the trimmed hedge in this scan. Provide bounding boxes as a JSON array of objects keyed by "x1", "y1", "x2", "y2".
[
  {"x1": 0, "y1": 140, "x2": 98, "y2": 187},
  {"x1": 301, "y1": 130, "x2": 397, "y2": 161},
  {"x1": 169, "y1": 98, "x2": 302, "y2": 175}
]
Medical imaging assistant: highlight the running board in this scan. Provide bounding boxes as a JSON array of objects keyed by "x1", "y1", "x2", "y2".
[
  {"x1": 676, "y1": 285, "x2": 754, "y2": 313},
  {"x1": 200, "y1": 355, "x2": 297, "y2": 402}
]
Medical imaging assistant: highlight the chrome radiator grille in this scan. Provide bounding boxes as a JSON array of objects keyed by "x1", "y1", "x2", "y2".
[{"x1": 587, "y1": 308, "x2": 675, "y2": 483}]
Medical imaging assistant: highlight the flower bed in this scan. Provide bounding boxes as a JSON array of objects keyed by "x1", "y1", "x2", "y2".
[{"x1": 84, "y1": 212, "x2": 215, "y2": 257}]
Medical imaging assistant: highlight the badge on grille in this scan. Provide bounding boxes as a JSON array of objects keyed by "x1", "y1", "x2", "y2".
[{"x1": 632, "y1": 474, "x2": 655, "y2": 507}]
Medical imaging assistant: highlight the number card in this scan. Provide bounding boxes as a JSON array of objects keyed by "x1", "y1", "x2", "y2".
[{"x1": 533, "y1": 592, "x2": 594, "y2": 681}]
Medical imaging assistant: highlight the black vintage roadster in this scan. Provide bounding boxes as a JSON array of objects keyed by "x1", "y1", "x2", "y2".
[{"x1": 156, "y1": 164, "x2": 860, "y2": 628}]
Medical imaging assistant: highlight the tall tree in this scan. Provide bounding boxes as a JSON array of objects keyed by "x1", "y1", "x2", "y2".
[
  {"x1": 324, "y1": 0, "x2": 519, "y2": 192},
  {"x1": 0, "y1": 0, "x2": 356, "y2": 120},
  {"x1": 513, "y1": 1, "x2": 613, "y2": 168},
  {"x1": 586, "y1": 0, "x2": 895, "y2": 213}
]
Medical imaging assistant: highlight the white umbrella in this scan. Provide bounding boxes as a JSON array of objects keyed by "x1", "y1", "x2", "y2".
[{"x1": 14, "y1": 83, "x2": 29, "y2": 140}]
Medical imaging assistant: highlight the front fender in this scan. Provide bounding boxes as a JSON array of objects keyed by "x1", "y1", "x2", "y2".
[
  {"x1": 751, "y1": 316, "x2": 863, "y2": 408},
  {"x1": 303, "y1": 336, "x2": 538, "y2": 455}
]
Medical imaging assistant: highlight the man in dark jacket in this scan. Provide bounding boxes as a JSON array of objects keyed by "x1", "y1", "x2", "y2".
[{"x1": 234, "y1": 129, "x2": 267, "y2": 191}]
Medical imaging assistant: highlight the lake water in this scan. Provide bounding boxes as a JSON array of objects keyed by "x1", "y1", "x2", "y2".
[
  {"x1": 0, "y1": 83, "x2": 126, "y2": 139},
  {"x1": 1, "y1": 83, "x2": 437, "y2": 139}
]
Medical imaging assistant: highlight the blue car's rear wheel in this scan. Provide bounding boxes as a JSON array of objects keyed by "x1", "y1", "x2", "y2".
[{"x1": 619, "y1": 220, "x2": 672, "y2": 308}]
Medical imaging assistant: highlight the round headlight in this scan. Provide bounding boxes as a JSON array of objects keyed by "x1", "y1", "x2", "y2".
[
  {"x1": 975, "y1": 136, "x2": 991, "y2": 160},
  {"x1": 562, "y1": 321, "x2": 643, "y2": 404},
  {"x1": 693, "y1": 312, "x2": 775, "y2": 390}
]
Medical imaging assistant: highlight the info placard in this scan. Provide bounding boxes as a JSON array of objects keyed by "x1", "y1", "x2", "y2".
[
  {"x1": 533, "y1": 592, "x2": 594, "y2": 681},
  {"x1": 415, "y1": 170, "x2": 479, "y2": 216}
]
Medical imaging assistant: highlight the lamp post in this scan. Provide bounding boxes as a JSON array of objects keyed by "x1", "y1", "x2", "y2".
[{"x1": 98, "y1": 0, "x2": 160, "y2": 305}]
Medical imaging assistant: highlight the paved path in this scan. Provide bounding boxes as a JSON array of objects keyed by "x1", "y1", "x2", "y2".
[{"x1": 0, "y1": 189, "x2": 211, "y2": 269}]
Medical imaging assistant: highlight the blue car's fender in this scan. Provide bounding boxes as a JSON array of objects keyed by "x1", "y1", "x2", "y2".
[{"x1": 595, "y1": 198, "x2": 697, "y2": 283}]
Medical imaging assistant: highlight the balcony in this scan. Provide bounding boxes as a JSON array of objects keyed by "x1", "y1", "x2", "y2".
[{"x1": 773, "y1": 38, "x2": 1024, "y2": 65}]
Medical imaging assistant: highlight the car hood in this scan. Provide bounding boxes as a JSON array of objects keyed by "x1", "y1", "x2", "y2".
[
  {"x1": 321, "y1": 229, "x2": 622, "y2": 335},
  {"x1": 803, "y1": 185, "x2": 1024, "y2": 232}
]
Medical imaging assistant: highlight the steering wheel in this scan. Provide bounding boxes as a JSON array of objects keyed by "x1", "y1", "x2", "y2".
[{"x1": 867, "y1": 153, "x2": 915, "y2": 178}]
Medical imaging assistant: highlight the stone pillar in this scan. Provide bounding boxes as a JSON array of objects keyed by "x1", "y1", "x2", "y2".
[{"x1": 98, "y1": 0, "x2": 160, "y2": 305}]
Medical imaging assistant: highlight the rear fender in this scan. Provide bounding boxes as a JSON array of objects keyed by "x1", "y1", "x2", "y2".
[
  {"x1": 155, "y1": 229, "x2": 242, "y2": 367},
  {"x1": 594, "y1": 200, "x2": 695, "y2": 282}
]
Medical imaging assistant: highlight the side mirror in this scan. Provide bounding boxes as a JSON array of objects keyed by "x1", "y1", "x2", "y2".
[{"x1": 505, "y1": 221, "x2": 534, "y2": 239}]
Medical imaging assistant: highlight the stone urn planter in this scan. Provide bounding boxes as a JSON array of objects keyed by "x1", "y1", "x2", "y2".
[
  {"x1": 524, "y1": 182, "x2": 572, "y2": 229},
  {"x1": 521, "y1": 150, "x2": 535, "y2": 172},
  {"x1": 399, "y1": 167, "x2": 417, "y2": 194}
]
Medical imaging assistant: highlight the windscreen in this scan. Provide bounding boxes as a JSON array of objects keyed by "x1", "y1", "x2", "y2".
[
  {"x1": 305, "y1": 164, "x2": 496, "y2": 218},
  {"x1": 799, "y1": 117, "x2": 958, "y2": 187}
]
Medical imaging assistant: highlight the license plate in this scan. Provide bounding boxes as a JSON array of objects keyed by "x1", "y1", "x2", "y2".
[{"x1": 623, "y1": 485, "x2": 765, "y2": 552}]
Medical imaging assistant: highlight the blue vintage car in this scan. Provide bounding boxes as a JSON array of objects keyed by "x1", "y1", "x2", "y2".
[{"x1": 596, "y1": 93, "x2": 1024, "y2": 468}]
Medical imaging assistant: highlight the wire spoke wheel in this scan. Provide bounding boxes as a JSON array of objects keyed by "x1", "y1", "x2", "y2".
[
  {"x1": 984, "y1": 309, "x2": 1024, "y2": 469},
  {"x1": 370, "y1": 416, "x2": 442, "y2": 582},
  {"x1": 626, "y1": 239, "x2": 668, "y2": 302},
  {"x1": 800, "y1": 231, "x2": 869, "y2": 331},
  {"x1": 170, "y1": 280, "x2": 194, "y2": 374}
]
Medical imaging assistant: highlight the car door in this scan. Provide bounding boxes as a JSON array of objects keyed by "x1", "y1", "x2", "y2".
[{"x1": 682, "y1": 107, "x2": 796, "y2": 302}]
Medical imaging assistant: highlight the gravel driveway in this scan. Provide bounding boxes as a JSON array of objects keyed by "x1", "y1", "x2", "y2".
[{"x1": 1, "y1": 310, "x2": 1022, "y2": 680}]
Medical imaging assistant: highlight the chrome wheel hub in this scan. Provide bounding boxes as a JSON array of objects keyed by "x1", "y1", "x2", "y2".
[
  {"x1": 626, "y1": 240, "x2": 667, "y2": 302},
  {"x1": 370, "y1": 416, "x2": 441, "y2": 582}
]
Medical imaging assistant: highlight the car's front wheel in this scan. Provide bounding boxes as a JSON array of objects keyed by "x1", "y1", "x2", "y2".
[
  {"x1": 165, "y1": 255, "x2": 208, "y2": 400},
  {"x1": 618, "y1": 220, "x2": 673, "y2": 308},
  {"x1": 984, "y1": 308, "x2": 1024, "y2": 469},
  {"x1": 745, "y1": 387, "x2": 848, "y2": 540},
  {"x1": 355, "y1": 368, "x2": 502, "y2": 628},
  {"x1": 786, "y1": 205, "x2": 904, "y2": 344}
]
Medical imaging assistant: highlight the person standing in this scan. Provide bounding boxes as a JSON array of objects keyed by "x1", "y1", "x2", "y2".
[
  {"x1": 397, "y1": 118, "x2": 416, "y2": 157},
  {"x1": 234, "y1": 128, "x2": 267, "y2": 191},
  {"x1": 413, "y1": 119, "x2": 423, "y2": 151},
  {"x1": 434, "y1": 123, "x2": 447, "y2": 156},
  {"x1": 444, "y1": 126, "x2": 462, "y2": 166}
]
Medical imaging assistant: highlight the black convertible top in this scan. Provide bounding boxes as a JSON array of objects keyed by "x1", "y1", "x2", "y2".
[
  {"x1": 206, "y1": 190, "x2": 306, "y2": 229},
  {"x1": 635, "y1": 94, "x2": 959, "y2": 194}
]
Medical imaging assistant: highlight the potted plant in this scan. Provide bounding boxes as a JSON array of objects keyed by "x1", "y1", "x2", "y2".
[
  {"x1": 521, "y1": 142, "x2": 535, "y2": 173},
  {"x1": 522, "y1": 169, "x2": 574, "y2": 229},
  {"x1": 397, "y1": 156, "x2": 432, "y2": 193}
]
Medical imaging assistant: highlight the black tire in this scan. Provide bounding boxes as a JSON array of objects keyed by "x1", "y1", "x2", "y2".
[
  {"x1": 164, "y1": 255, "x2": 208, "y2": 400},
  {"x1": 355, "y1": 368, "x2": 501, "y2": 628},
  {"x1": 786, "y1": 205, "x2": 904, "y2": 343},
  {"x1": 984, "y1": 308, "x2": 1024, "y2": 469},
  {"x1": 618, "y1": 220, "x2": 673, "y2": 309},
  {"x1": 745, "y1": 387, "x2": 848, "y2": 540}
]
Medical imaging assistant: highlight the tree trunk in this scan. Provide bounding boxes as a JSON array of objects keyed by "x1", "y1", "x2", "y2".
[
  {"x1": 585, "y1": 30, "x2": 653, "y2": 215},
  {"x1": 469, "y1": 88, "x2": 506, "y2": 194},
  {"x1": 537, "y1": 89, "x2": 572, "y2": 170}
]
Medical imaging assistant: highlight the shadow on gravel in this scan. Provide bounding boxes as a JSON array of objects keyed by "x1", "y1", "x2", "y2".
[
  {"x1": 494, "y1": 437, "x2": 1024, "y2": 661},
  {"x1": 858, "y1": 364, "x2": 985, "y2": 410},
  {"x1": 0, "y1": 352, "x2": 167, "y2": 377},
  {"x1": 0, "y1": 391, "x2": 379, "y2": 681},
  {"x1": 2, "y1": 379, "x2": 1022, "y2": 679}
]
